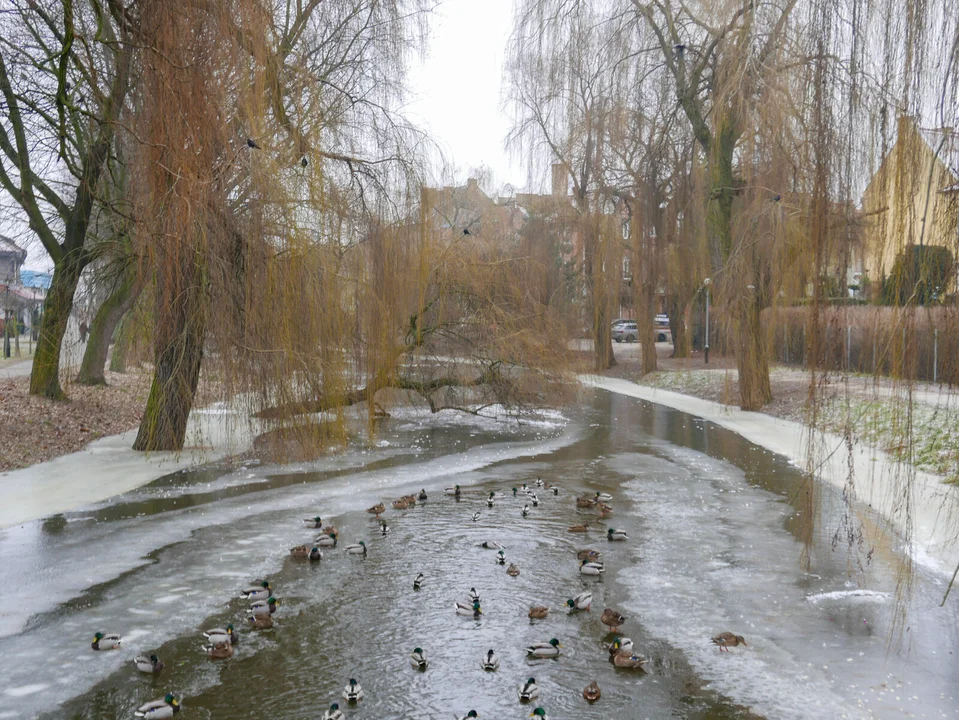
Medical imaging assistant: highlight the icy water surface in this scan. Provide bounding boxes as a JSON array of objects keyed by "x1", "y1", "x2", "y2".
[{"x1": 0, "y1": 391, "x2": 957, "y2": 719}]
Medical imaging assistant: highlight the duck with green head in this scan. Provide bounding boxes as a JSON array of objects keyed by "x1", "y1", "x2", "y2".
[
  {"x1": 456, "y1": 712, "x2": 478, "y2": 720},
  {"x1": 566, "y1": 592, "x2": 592, "y2": 612},
  {"x1": 606, "y1": 528, "x2": 628, "y2": 541},
  {"x1": 315, "y1": 531, "x2": 337, "y2": 548},
  {"x1": 202, "y1": 624, "x2": 237, "y2": 645},
  {"x1": 526, "y1": 638, "x2": 561, "y2": 658},
  {"x1": 303, "y1": 516, "x2": 323, "y2": 529},
  {"x1": 91, "y1": 632, "x2": 121, "y2": 651},
  {"x1": 321, "y1": 702, "x2": 344, "y2": 720},
  {"x1": 240, "y1": 580, "x2": 272, "y2": 601},
  {"x1": 134, "y1": 654, "x2": 164, "y2": 673},
  {"x1": 409, "y1": 647, "x2": 428, "y2": 670},
  {"x1": 134, "y1": 694, "x2": 179, "y2": 718},
  {"x1": 342, "y1": 678, "x2": 364, "y2": 702},
  {"x1": 250, "y1": 596, "x2": 280, "y2": 616},
  {"x1": 346, "y1": 540, "x2": 367, "y2": 555},
  {"x1": 529, "y1": 708, "x2": 549, "y2": 719},
  {"x1": 455, "y1": 601, "x2": 482, "y2": 617},
  {"x1": 518, "y1": 677, "x2": 540, "y2": 701}
]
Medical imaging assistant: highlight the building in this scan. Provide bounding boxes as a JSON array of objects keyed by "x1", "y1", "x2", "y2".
[
  {"x1": 0, "y1": 236, "x2": 46, "y2": 337},
  {"x1": 0, "y1": 235, "x2": 26, "y2": 285},
  {"x1": 859, "y1": 116, "x2": 959, "y2": 288}
]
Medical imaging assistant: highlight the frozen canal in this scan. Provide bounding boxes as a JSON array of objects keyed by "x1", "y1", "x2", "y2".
[{"x1": 0, "y1": 389, "x2": 956, "y2": 718}]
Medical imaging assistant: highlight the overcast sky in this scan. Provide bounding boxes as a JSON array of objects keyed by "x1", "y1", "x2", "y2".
[{"x1": 405, "y1": 0, "x2": 531, "y2": 193}]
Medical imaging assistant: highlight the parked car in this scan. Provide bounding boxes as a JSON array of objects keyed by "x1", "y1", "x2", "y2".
[
  {"x1": 612, "y1": 321, "x2": 638, "y2": 343},
  {"x1": 654, "y1": 314, "x2": 671, "y2": 343}
]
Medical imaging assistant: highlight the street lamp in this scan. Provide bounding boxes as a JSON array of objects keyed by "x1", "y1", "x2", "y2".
[{"x1": 703, "y1": 278, "x2": 711, "y2": 364}]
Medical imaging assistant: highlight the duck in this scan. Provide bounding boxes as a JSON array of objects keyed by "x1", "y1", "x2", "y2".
[
  {"x1": 402, "y1": 494, "x2": 418, "y2": 506},
  {"x1": 380, "y1": 521, "x2": 390, "y2": 536},
  {"x1": 413, "y1": 573, "x2": 424, "y2": 590},
  {"x1": 607, "y1": 636, "x2": 634, "y2": 655},
  {"x1": 346, "y1": 541, "x2": 367, "y2": 555},
  {"x1": 518, "y1": 677, "x2": 540, "y2": 701},
  {"x1": 594, "y1": 491, "x2": 613, "y2": 502},
  {"x1": 202, "y1": 624, "x2": 238, "y2": 646},
  {"x1": 240, "y1": 581, "x2": 272, "y2": 601},
  {"x1": 409, "y1": 647, "x2": 428, "y2": 670},
  {"x1": 471, "y1": 511, "x2": 481, "y2": 522},
  {"x1": 418, "y1": 489, "x2": 428, "y2": 502},
  {"x1": 583, "y1": 680, "x2": 601, "y2": 702},
  {"x1": 202, "y1": 641, "x2": 234, "y2": 659},
  {"x1": 528, "y1": 605, "x2": 549, "y2": 619},
  {"x1": 481, "y1": 648, "x2": 499, "y2": 670},
  {"x1": 134, "y1": 694, "x2": 179, "y2": 718},
  {"x1": 526, "y1": 638, "x2": 561, "y2": 658},
  {"x1": 601, "y1": 608, "x2": 626, "y2": 631},
  {"x1": 566, "y1": 592, "x2": 593, "y2": 611},
  {"x1": 322, "y1": 524, "x2": 337, "y2": 535},
  {"x1": 366, "y1": 502, "x2": 385, "y2": 516},
  {"x1": 392, "y1": 498, "x2": 410, "y2": 510},
  {"x1": 529, "y1": 708, "x2": 549, "y2": 718},
  {"x1": 512, "y1": 487, "x2": 518, "y2": 496},
  {"x1": 250, "y1": 597, "x2": 280, "y2": 616},
  {"x1": 598, "y1": 503, "x2": 613, "y2": 518},
  {"x1": 321, "y1": 703, "x2": 345, "y2": 720},
  {"x1": 496, "y1": 550, "x2": 507, "y2": 565},
  {"x1": 487, "y1": 492, "x2": 495, "y2": 508},
  {"x1": 579, "y1": 559, "x2": 604, "y2": 576},
  {"x1": 302, "y1": 516, "x2": 323, "y2": 528},
  {"x1": 506, "y1": 563, "x2": 520, "y2": 577},
  {"x1": 134, "y1": 654, "x2": 164, "y2": 673},
  {"x1": 607, "y1": 528, "x2": 628, "y2": 541},
  {"x1": 611, "y1": 649, "x2": 647, "y2": 668},
  {"x1": 91, "y1": 632, "x2": 121, "y2": 651},
  {"x1": 576, "y1": 549, "x2": 601, "y2": 562},
  {"x1": 290, "y1": 545, "x2": 321, "y2": 561},
  {"x1": 456, "y1": 712, "x2": 478, "y2": 720},
  {"x1": 445, "y1": 485, "x2": 461, "y2": 497},
  {"x1": 551, "y1": 486, "x2": 559, "y2": 496},
  {"x1": 567, "y1": 524, "x2": 589, "y2": 533},
  {"x1": 455, "y1": 601, "x2": 483, "y2": 617},
  {"x1": 315, "y1": 531, "x2": 338, "y2": 548},
  {"x1": 534, "y1": 477, "x2": 544, "y2": 488},
  {"x1": 343, "y1": 678, "x2": 364, "y2": 702},
  {"x1": 247, "y1": 613, "x2": 273, "y2": 629},
  {"x1": 468, "y1": 587, "x2": 481, "y2": 603},
  {"x1": 530, "y1": 494, "x2": 539, "y2": 507},
  {"x1": 576, "y1": 496, "x2": 597, "y2": 508},
  {"x1": 480, "y1": 540, "x2": 505, "y2": 550},
  {"x1": 711, "y1": 632, "x2": 747, "y2": 652},
  {"x1": 522, "y1": 504, "x2": 530, "y2": 517}
]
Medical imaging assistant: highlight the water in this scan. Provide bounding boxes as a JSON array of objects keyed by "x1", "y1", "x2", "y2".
[{"x1": 0, "y1": 392, "x2": 957, "y2": 719}]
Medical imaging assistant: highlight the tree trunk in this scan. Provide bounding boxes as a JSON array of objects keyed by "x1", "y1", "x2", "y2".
[
  {"x1": 636, "y1": 277, "x2": 657, "y2": 375},
  {"x1": 133, "y1": 261, "x2": 206, "y2": 452},
  {"x1": 76, "y1": 269, "x2": 141, "y2": 385},
  {"x1": 736, "y1": 283, "x2": 772, "y2": 410},
  {"x1": 29, "y1": 252, "x2": 84, "y2": 400},
  {"x1": 109, "y1": 310, "x2": 135, "y2": 373},
  {"x1": 667, "y1": 294, "x2": 689, "y2": 358}
]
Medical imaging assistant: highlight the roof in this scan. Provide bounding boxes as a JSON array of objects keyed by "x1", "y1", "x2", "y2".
[
  {"x1": 0, "y1": 235, "x2": 27, "y2": 261},
  {"x1": 19, "y1": 270, "x2": 52, "y2": 290},
  {"x1": 918, "y1": 127, "x2": 959, "y2": 180}
]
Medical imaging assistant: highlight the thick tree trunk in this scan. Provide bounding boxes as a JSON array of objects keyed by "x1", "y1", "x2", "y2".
[
  {"x1": 29, "y1": 252, "x2": 84, "y2": 399},
  {"x1": 736, "y1": 284, "x2": 772, "y2": 410},
  {"x1": 593, "y1": 303, "x2": 616, "y2": 371},
  {"x1": 109, "y1": 312, "x2": 132, "y2": 373},
  {"x1": 667, "y1": 294, "x2": 689, "y2": 358},
  {"x1": 636, "y1": 276, "x2": 657, "y2": 376},
  {"x1": 76, "y1": 269, "x2": 141, "y2": 385}
]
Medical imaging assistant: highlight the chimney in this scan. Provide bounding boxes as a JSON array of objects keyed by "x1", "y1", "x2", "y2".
[
  {"x1": 551, "y1": 163, "x2": 566, "y2": 198},
  {"x1": 466, "y1": 177, "x2": 479, "y2": 191}
]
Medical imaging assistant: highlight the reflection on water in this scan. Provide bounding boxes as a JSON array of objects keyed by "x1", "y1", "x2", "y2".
[{"x1": 0, "y1": 392, "x2": 955, "y2": 719}]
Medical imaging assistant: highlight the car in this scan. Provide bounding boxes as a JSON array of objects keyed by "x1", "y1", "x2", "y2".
[
  {"x1": 654, "y1": 314, "x2": 671, "y2": 343},
  {"x1": 612, "y1": 321, "x2": 638, "y2": 343}
]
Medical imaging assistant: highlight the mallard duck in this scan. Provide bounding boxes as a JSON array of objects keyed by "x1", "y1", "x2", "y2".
[
  {"x1": 321, "y1": 703, "x2": 345, "y2": 720},
  {"x1": 512, "y1": 487, "x2": 518, "y2": 496},
  {"x1": 607, "y1": 528, "x2": 628, "y2": 541},
  {"x1": 598, "y1": 503, "x2": 613, "y2": 517},
  {"x1": 583, "y1": 680, "x2": 601, "y2": 702},
  {"x1": 576, "y1": 549, "x2": 601, "y2": 562},
  {"x1": 402, "y1": 494, "x2": 417, "y2": 506},
  {"x1": 134, "y1": 694, "x2": 179, "y2": 718},
  {"x1": 342, "y1": 678, "x2": 364, "y2": 702},
  {"x1": 471, "y1": 511, "x2": 481, "y2": 522},
  {"x1": 134, "y1": 654, "x2": 164, "y2": 673},
  {"x1": 409, "y1": 647, "x2": 428, "y2": 670},
  {"x1": 247, "y1": 613, "x2": 273, "y2": 629},
  {"x1": 481, "y1": 648, "x2": 499, "y2": 670},
  {"x1": 202, "y1": 641, "x2": 234, "y2": 659},
  {"x1": 346, "y1": 541, "x2": 367, "y2": 555},
  {"x1": 528, "y1": 605, "x2": 549, "y2": 619},
  {"x1": 380, "y1": 521, "x2": 390, "y2": 535},
  {"x1": 522, "y1": 504, "x2": 530, "y2": 517},
  {"x1": 392, "y1": 498, "x2": 410, "y2": 510},
  {"x1": 468, "y1": 587, "x2": 481, "y2": 603},
  {"x1": 576, "y1": 496, "x2": 597, "y2": 508},
  {"x1": 456, "y1": 712, "x2": 478, "y2": 720},
  {"x1": 250, "y1": 596, "x2": 280, "y2": 616},
  {"x1": 579, "y1": 559, "x2": 604, "y2": 576},
  {"x1": 551, "y1": 486, "x2": 559, "y2": 495},
  {"x1": 566, "y1": 592, "x2": 592, "y2": 611},
  {"x1": 496, "y1": 550, "x2": 507, "y2": 565},
  {"x1": 529, "y1": 707, "x2": 549, "y2": 718},
  {"x1": 518, "y1": 677, "x2": 540, "y2": 701},
  {"x1": 487, "y1": 492, "x2": 495, "y2": 508},
  {"x1": 530, "y1": 494, "x2": 539, "y2": 507},
  {"x1": 322, "y1": 524, "x2": 337, "y2": 535},
  {"x1": 601, "y1": 608, "x2": 626, "y2": 631},
  {"x1": 607, "y1": 636, "x2": 633, "y2": 655},
  {"x1": 534, "y1": 477, "x2": 544, "y2": 487},
  {"x1": 366, "y1": 503, "x2": 385, "y2": 516},
  {"x1": 480, "y1": 540, "x2": 505, "y2": 550},
  {"x1": 611, "y1": 649, "x2": 647, "y2": 668},
  {"x1": 91, "y1": 632, "x2": 121, "y2": 651},
  {"x1": 315, "y1": 532, "x2": 338, "y2": 547},
  {"x1": 303, "y1": 516, "x2": 323, "y2": 528},
  {"x1": 445, "y1": 484, "x2": 461, "y2": 497},
  {"x1": 526, "y1": 638, "x2": 561, "y2": 657},
  {"x1": 413, "y1": 573, "x2": 424, "y2": 590},
  {"x1": 418, "y1": 489, "x2": 428, "y2": 501},
  {"x1": 455, "y1": 601, "x2": 483, "y2": 617},
  {"x1": 568, "y1": 524, "x2": 589, "y2": 533},
  {"x1": 506, "y1": 563, "x2": 520, "y2": 577},
  {"x1": 290, "y1": 545, "x2": 321, "y2": 561},
  {"x1": 594, "y1": 491, "x2": 613, "y2": 502},
  {"x1": 203, "y1": 624, "x2": 238, "y2": 645},
  {"x1": 711, "y1": 632, "x2": 747, "y2": 651},
  {"x1": 240, "y1": 580, "x2": 272, "y2": 601}
]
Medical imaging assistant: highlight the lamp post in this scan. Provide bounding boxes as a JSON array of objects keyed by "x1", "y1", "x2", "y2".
[{"x1": 703, "y1": 278, "x2": 711, "y2": 364}]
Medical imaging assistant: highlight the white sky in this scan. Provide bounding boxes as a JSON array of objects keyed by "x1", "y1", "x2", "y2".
[{"x1": 405, "y1": 0, "x2": 531, "y2": 193}]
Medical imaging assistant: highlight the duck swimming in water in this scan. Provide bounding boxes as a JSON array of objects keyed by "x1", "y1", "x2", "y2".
[
  {"x1": 202, "y1": 624, "x2": 238, "y2": 645},
  {"x1": 91, "y1": 632, "x2": 121, "y2": 651},
  {"x1": 315, "y1": 532, "x2": 337, "y2": 548},
  {"x1": 583, "y1": 681, "x2": 601, "y2": 702},
  {"x1": 409, "y1": 647, "x2": 428, "y2": 670},
  {"x1": 518, "y1": 677, "x2": 540, "y2": 701},
  {"x1": 413, "y1": 573, "x2": 424, "y2": 590},
  {"x1": 134, "y1": 654, "x2": 164, "y2": 674},
  {"x1": 566, "y1": 592, "x2": 593, "y2": 611},
  {"x1": 342, "y1": 678, "x2": 364, "y2": 702},
  {"x1": 240, "y1": 580, "x2": 272, "y2": 601},
  {"x1": 526, "y1": 638, "x2": 561, "y2": 658},
  {"x1": 455, "y1": 601, "x2": 483, "y2": 617},
  {"x1": 607, "y1": 528, "x2": 628, "y2": 541},
  {"x1": 528, "y1": 605, "x2": 549, "y2": 619},
  {"x1": 481, "y1": 649, "x2": 499, "y2": 670},
  {"x1": 321, "y1": 703, "x2": 345, "y2": 720},
  {"x1": 134, "y1": 694, "x2": 179, "y2": 718},
  {"x1": 345, "y1": 541, "x2": 367, "y2": 555}
]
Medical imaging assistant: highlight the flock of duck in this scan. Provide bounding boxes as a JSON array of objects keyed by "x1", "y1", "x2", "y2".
[{"x1": 89, "y1": 479, "x2": 747, "y2": 718}]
